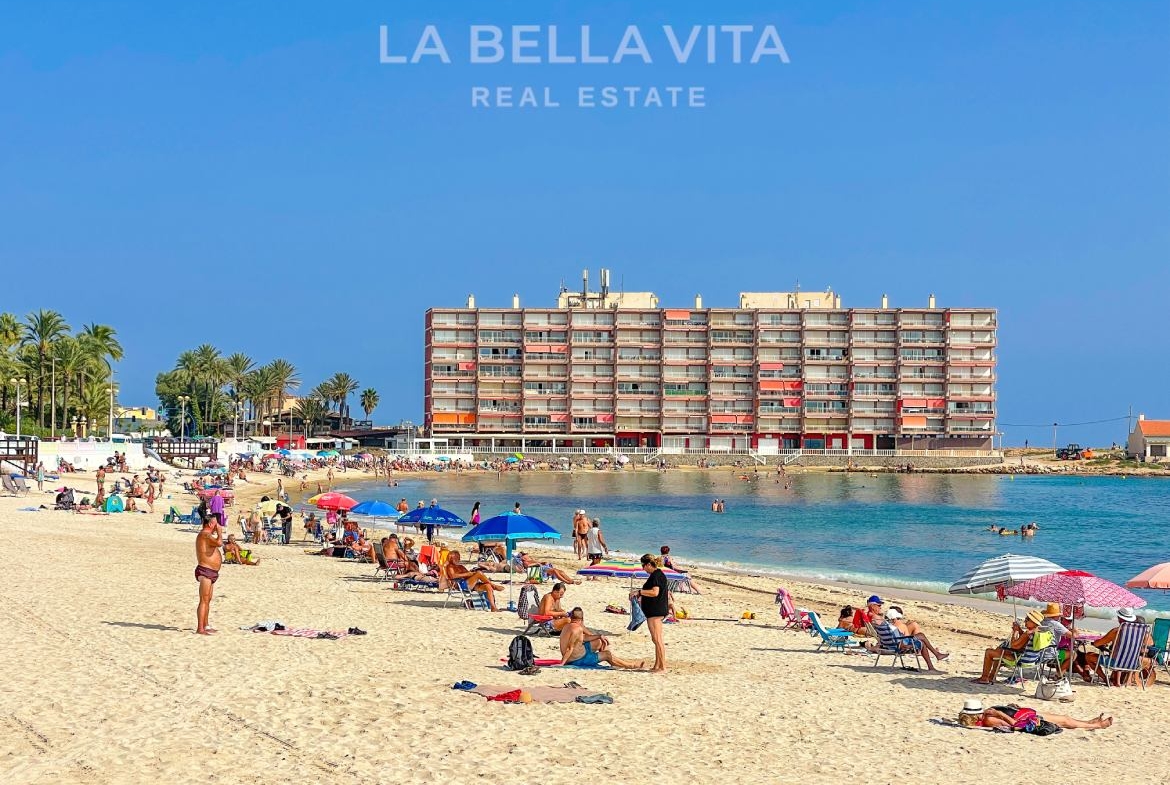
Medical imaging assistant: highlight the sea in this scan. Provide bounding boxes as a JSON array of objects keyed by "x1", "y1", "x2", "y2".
[{"x1": 336, "y1": 470, "x2": 1170, "y2": 614}]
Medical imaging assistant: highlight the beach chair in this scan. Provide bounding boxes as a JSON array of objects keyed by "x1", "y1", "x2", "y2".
[
  {"x1": 1151, "y1": 618, "x2": 1170, "y2": 676},
  {"x1": 372, "y1": 542, "x2": 405, "y2": 581},
  {"x1": 11, "y1": 475, "x2": 30, "y2": 495},
  {"x1": 517, "y1": 584, "x2": 557, "y2": 636},
  {"x1": 1002, "y1": 629, "x2": 1060, "y2": 684},
  {"x1": 443, "y1": 578, "x2": 490, "y2": 610},
  {"x1": 807, "y1": 611, "x2": 856, "y2": 653},
  {"x1": 870, "y1": 621, "x2": 923, "y2": 670},
  {"x1": 1098, "y1": 622, "x2": 1152, "y2": 690},
  {"x1": 775, "y1": 587, "x2": 811, "y2": 631},
  {"x1": 0, "y1": 474, "x2": 18, "y2": 496}
]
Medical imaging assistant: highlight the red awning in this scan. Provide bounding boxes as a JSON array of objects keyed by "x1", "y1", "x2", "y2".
[
  {"x1": 899, "y1": 398, "x2": 928, "y2": 407},
  {"x1": 664, "y1": 309, "x2": 691, "y2": 320},
  {"x1": 758, "y1": 362, "x2": 785, "y2": 371}
]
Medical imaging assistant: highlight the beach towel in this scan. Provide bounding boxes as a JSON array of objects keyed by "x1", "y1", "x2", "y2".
[
  {"x1": 627, "y1": 597, "x2": 647, "y2": 631},
  {"x1": 499, "y1": 658, "x2": 563, "y2": 667},
  {"x1": 467, "y1": 684, "x2": 598, "y2": 703}
]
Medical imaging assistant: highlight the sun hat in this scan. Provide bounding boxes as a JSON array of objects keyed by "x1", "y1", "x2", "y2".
[
  {"x1": 1042, "y1": 603, "x2": 1062, "y2": 618},
  {"x1": 867, "y1": 595, "x2": 883, "y2": 605},
  {"x1": 1025, "y1": 609, "x2": 1044, "y2": 626},
  {"x1": 1117, "y1": 607, "x2": 1137, "y2": 622},
  {"x1": 885, "y1": 608, "x2": 903, "y2": 620},
  {"x1": 959, "y1": 699, "x2": 984, "y2": 715}
]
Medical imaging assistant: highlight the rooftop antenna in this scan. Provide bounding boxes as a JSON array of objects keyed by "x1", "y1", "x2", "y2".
[
  {"x1": 600, "y1": 268, "x2": 610, "y2": 303},
  {"x1": 582, "y1": 268, "x2": 589, "y2": 307}
]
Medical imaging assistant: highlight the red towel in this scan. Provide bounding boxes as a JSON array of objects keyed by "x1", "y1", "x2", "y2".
[{"x1": 487, "y1": 689, "x2": 522, "y2": 702}]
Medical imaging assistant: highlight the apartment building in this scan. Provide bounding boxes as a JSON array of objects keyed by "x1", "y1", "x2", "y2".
[{"x1": 424, "y1": 275, "x2": 997, "y2": 453}]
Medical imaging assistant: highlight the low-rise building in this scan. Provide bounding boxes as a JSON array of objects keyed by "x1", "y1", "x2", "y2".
[{"x1": 1127, "y1": 415, "x2": 1170, "y2": 461}]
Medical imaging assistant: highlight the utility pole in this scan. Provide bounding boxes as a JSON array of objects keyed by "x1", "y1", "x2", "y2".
[
  {"x1": 51, "y1": 357, "x2": 56, "y2": 439},
  {"x1": 1127, "y1": 404, "x2": 1133, "y2": 444},
  {"x1": 1052, "y1": 422, "x2": 1058, "y2": 456}
]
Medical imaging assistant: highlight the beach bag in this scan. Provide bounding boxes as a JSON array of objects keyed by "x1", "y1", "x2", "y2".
[
  {"x1": 506, "y1": 635, "x2": 534, "y2": 671},
  {"x1": 1035, "y1": 676, "x2": 1074, "y2": 701}
]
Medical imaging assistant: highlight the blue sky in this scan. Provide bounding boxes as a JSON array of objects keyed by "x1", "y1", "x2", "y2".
[{"x1": 2, "y1": 1, "x2": 1167, "y2": 445}]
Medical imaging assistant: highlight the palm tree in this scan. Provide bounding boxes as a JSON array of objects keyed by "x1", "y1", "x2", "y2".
[
  {"x1": 225, "y1": 353, "x2": 255, "y2": 436},
  {"x1": 265, "y1": 359, "x2": 300, "y2": 439},
  {"x1": 53, "y1": 337, "x2": 87, "y2": 431},
  {"x1": 191, "y1": 344, "x2": 225, "y2": 430},
  {"x1": 294, "y1": 396, "x2": 328, "y2": 438},
  {"x1": 0, "y1": 312, "x2": 20, "y2": 414},
  {"x1": 328, "y1": 372, "x2": 360, "y2": 428},
  {"x1": 360, "y1": 388, "x2": 379, "y2": 421},
  {"x1": 21, "y1": 309, "x2": 70, "y2": 427},
  {"x1": 78, "y1": 323, "x2": 124, "y2": 376}
]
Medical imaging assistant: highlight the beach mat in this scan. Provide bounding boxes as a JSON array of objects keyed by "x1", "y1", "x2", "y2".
[
  {"x1": 498, "y1": 657, "x2": 604, "y2": 669},
  {"x1": 271, "y1": 628, "x2": 349, "y2": 639},
  {"x1": 466, "y1": 684, "x2": 596, "y2": 703}
]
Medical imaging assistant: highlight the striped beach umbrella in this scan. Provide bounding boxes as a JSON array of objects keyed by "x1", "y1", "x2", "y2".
[{"x1": 948, "y1": 553, "x2": 1066, "y2": 596}]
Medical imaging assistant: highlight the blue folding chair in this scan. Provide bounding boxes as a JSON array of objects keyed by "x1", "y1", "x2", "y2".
[
  {"x1": 807, "y1": 610, "x2": 855, "y2": 653},
  {"x1": 1099, "y1": 622, "x2": 1152, "y2": 690}
]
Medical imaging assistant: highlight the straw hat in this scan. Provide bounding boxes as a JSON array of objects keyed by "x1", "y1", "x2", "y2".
[
  {"x1": 959, "y1": 699, "x2": 984, "y2": 715},
  {"x1": 1042, "y1": 603, "x2": 1062, "y2": 618},
  {"x1": 1025, "y1": 609, "x2": 1044, "y2": 626}
]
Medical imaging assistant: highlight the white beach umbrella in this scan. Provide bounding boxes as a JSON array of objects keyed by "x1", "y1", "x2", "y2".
[{"x1": 948, "y1": 553, "x2": 1065, "y2": 618}]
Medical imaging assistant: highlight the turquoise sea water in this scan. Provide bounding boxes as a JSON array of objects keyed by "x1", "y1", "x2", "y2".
[{"x1": 339, "y1": 471, "x2": 1170, "y2": 613}]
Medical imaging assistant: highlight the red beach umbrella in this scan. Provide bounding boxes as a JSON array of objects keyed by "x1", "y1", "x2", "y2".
[{"x1": 312, "y1": 492, "x2": 358, "y2": 511}]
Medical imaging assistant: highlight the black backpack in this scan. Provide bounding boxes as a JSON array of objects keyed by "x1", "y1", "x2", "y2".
[{"x1": 506, "y1": 635, "x2": 534, "y2": 671}]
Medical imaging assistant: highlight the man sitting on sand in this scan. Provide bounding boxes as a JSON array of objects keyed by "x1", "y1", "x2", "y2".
[
  {"x1": 224, "y1": 534, "x2": 260, "y2": 566},
  {"x1": 559, "y1": 607, "x2": 643, "y2": 669},
  {"x1": 442, "y1": 552, "x2": 504, "y2": 611}
]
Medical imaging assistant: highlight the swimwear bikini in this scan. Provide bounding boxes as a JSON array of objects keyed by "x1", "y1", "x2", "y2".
[
  {"x1": 195, "y1": 565, "x2": 219, "y2": 583},
  {"x1": 568, "y1": 641, "x2": 601, "y2": 667}
]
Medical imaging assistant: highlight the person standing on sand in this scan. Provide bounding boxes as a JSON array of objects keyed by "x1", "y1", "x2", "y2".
[
  {"x1": 209, "y1": 488, "x2": 226, "y2": 535},
  {"x1": 572, "y1": 510, "x2": 590, "y2": 559},
  {"x1": 470, "y1": 501, "x2": 481, "y2": 526},
  {"x1": 96, "y1": 465, "x2": 106, "y2": 496},
  {"x1": 632, "y1": 553, "x2": 670, "y2": 672},
  {"x1": 327, "y1": 468, "x2": 334, "y2": 489},
  {"x1": 146, "y1": 481, "x2": 156, "y2": 513},
  {"x1": 195, "y1": 518, "x2": 222, "y2": 634}
]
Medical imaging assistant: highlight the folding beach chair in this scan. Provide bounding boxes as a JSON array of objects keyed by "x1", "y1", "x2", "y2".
[
  {"x1": 517, "y1": 584, "x2": 557, "y2": 636},
  {"x1": 775, "y1": 587, "x2": 810, "y2": 631},
  {"x1": 1098, "y1": 622, "x2": 1152, "y2": 690},
  {"x1": 443, "y1": 578, "x2": 490, "y2": 610},
  {"x1": 11, "y1": 475, "x2": 30, "y2": 495},
  {"x1": 807, "y1": 611, "x2": 856, "y2": 653},
  {"x1": 1151, "y1": 618, "x2": 1170, "y2": 676},
  {"x1": 870, "y1": 621, "x2": 923, "y2": 670},
  {"x1": 1003, "y1": 629, "x2": 1060, "y2": 684},
  {"x1": 372, "y1": 542, "x2": 398, "y2": 581},
  {"x1": 0, "y1": 474, "x2": 18, "y2": 496}
]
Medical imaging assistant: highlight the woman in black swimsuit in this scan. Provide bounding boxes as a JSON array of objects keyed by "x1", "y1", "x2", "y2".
[{"x1": 632, "y1": 553, "x2": 670, "y2": 672}]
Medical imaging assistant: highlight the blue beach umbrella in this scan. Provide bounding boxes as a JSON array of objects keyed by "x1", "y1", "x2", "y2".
[
  {"x1": 504, "y1": 456, "x2": 519, "y2": 464},
  {"x1": 397, "y1": 506, "x2": 468, "y2": 528},
  {"x1": 462, "y1": 512, "x2": 562, "y2": 605},
  {"x1": 350, "y1": 500, "x2": 399, "y2": 518}
]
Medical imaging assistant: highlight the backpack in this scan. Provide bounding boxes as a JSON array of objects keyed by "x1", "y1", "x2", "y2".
[{"x1": 506, "y1": 635, "x2": 534, "y2": 671}]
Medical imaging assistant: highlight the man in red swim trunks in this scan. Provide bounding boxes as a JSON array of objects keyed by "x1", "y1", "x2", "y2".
[{"x1": 195, "y1": 518, "x2": 222, "y2": 635}]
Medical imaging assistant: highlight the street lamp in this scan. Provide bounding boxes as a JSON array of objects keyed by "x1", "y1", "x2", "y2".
[
  {"x1": 234, "y1": 401, "x2": 244, "y2": 439},
  {"x1": 107, "y1": 385, "x2": 117, "y2": 440},
  {"x1": 178, "y1": 396, "x2": 190, "y2": 440},
  {"x1": 9, "y1": 377, "x2": 27, "y2": 439}
]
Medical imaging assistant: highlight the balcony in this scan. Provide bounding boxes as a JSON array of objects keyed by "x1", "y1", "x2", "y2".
[
  {"x1": 804, "y1": 408, "x2": 849, "y2": 418},
  {"x1": 759, "y1": 406, "x2": 801, "y2": 416}
]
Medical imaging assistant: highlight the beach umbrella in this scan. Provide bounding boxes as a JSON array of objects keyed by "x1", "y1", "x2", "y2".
[
  {"x1": 310, "y1": 492, "x2": 358, "y2": 511},
  {"x1": 1125, "y1": 562, "x2": 1170, "y2": 591},
  {"x1": 397, "y1": 506, "x2": 468, "y2": 528},
  {"x1": 462, "y1": 513, "x2": 562, "y2": 606},
  {"x1": 350, "y1": 499, "x2": 399, "y2": 518},
  {"x1": 436, "y1": 456, "x2": 451, "y2": 462},
  {"x1": 1007, "y1": 569, "x2": 1147, "y2": 683},
  {"x1": 317, "y1": 449, "x2": 339, "y2": 457},
  {"x1": 949, "y1": 553, "x2": 1066, "y2": 619},
  {"x1": 205, "y1": 460, "x2": 225, "y2": 468},
  {"x1": 578, "y1": 560, "x2": 689, "y2": 584},
  {"x1": 257, "y1": 498, "x2": 279, "y2": 516},
  {"x1": 276, "y1": 449, "x2": 292, "y2": 456}
]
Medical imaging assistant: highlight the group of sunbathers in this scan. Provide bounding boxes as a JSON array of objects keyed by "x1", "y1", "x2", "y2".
[{"x1": 838, "y1": 595, "x2": 950, "y2": 672}]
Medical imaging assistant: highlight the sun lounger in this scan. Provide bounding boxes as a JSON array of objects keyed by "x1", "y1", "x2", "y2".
[{"x1": 775, "y1": 587, "x2": 810, "y2": 631}]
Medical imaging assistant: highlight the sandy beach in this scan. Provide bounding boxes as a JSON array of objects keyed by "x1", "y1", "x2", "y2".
[{"x1": 3, "y1": 468, "x2": 1168, "y2": 785}]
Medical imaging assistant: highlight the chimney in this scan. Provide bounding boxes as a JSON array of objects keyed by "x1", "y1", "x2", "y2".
[
  {"x1": 881, "y1": 294, "x2": 889, "y2": 309},
  {"x1": 928, "y1": 293, "x2": 936, "y2": 309},
  {"x1": 1139, "y1": 413, "x2": 1146, "y2": 421},
  {"x1": 694, "y1": 294, "x2": 703, "y2": 309},
  {"x1": 467, "y1": 294, "x2": 476, "y2": 309},
  {"x1": 511, "y1": 294, "x2": 520, "y2": 309},
  {"x1": 834, "y1": 294, "x2": 842, "y2": 308}
]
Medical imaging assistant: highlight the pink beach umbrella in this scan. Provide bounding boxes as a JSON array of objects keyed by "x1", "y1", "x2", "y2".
[
  {"x1": 1126, "y1": 562, "x2": 1170, "y2": 591},
  {"x1": 1005, "y1": 569, "x2": 1147, "y2": 609}
]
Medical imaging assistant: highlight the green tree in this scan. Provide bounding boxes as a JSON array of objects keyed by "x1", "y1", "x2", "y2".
[
  {"x1": 294, "y1": 395, "x2": 328, "y2": 438},
  {"x1": 265, "y1": 359, "x2": 300, "y2": 437},
  {"x1": 328, "y1": 372, "x2": 360, "y2": 427},
  {"x1": 21, "y1": 309, "x2": 70, "y2": 427},
  {"x1": 225, "y1": 353, "x2": 256, "y2": 436},
  {"x1": 360, "y1": 387, "x2": 379, "y2": 421}
]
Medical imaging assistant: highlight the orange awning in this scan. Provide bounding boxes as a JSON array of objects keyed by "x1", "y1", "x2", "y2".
[
  {"x1": 759, "y1": 380, "x2": 787, "y2": 391},
  {"x1": 899, "y1": 398, "x2": 928, "y2": 408},
  {"x1": 927, "y1": 398, "x2": 946, "y2": 409},
  {"x1": 900, "y1": 415, "x2": 927, "y2": 426},
  {"x1": 665, "y1": 309, "x2": 691, "y2": 319},
  {"x1": 758, "y1": 362, "x2": 785, "y2": 371}
]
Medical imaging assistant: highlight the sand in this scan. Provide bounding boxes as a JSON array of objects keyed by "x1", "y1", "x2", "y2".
[{"x1": 2, "y1": 468, "x2": 1168, "y2": 785}]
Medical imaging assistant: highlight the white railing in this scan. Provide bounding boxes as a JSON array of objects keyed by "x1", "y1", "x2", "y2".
[{"x1": 407, "y1": 444, "x2": 1002, "y2": 459}]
